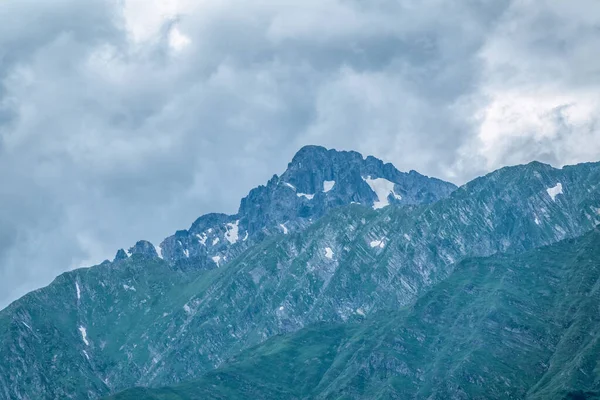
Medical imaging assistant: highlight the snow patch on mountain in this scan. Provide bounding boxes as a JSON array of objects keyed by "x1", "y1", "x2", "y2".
[
  {"x1": 212, "y1": 255, "x2": 221, "y2": 266},
  {"x1": 370, "y1": 239, "x2": 385, "y2": 249},
  {"x1": 79, "y1": 326, "x2": 89, "y2": 346},
  {"x1": 123, "y1": 284, "x2": 136, "y2": 292},
  {"x1": 212, "y1": 237, "x2": 220, "y2": 245},
  {"x1": 280, "y1": 223, "x2": 288, "y2": 234},
  {"x1": 297, "y1": 193, "x2": 315, "y2": 200},
  {"x1": 325, "y1": 247, "x2": 334, "y2": 259},
  {"x1": 363, "y1": 177, "x2": 402, "y2": 209},
  {"x1": 196, "y1": 233, "x2": 207, "y2": 245},
  {"x1": 75, "y1": 282, "x2": 81, "y2": 300},
  {"x1": 282, "y1": 182, "x2": 296, "y2": 191},
  {"x1": 547, "y1": 183, "x2": 563, "y2": 201},
  {"x1": 323, "y1": 180, "x2": 335, "y2": 193},
  {"x1": 225, "y1": 220, "x2": 240, "y2": 244},
  {"x1": 155, "y1": 244, "x2": 163, "y2": 259}
]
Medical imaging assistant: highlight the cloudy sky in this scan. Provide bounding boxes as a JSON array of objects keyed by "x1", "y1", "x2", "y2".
[{"x1": 1, "y1": 0, "x2": 599, "y2": 308}]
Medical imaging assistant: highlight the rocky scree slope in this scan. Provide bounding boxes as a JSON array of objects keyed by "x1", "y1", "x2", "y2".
[{"x1": 1, "y1": 153, "x2": 600, "y2": 399}]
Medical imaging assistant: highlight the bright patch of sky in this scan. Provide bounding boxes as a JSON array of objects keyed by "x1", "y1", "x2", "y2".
[{"x1": 168, "y1": 26, "x2": 191, "y2": 51}]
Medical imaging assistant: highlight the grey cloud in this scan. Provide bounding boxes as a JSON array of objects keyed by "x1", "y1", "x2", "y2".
[
  {"x1": 1, "y1": 0, "x2": 599, "y2": 308},
  {"x1": 449, "y1": 0, "x2": 600, "y2": 181}
]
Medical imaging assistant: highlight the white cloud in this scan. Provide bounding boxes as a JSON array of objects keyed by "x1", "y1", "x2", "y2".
[
  {"x1": 169, "y1": 26, "x2": 191, "y2": 51},
  {"x1": 122, "y1": 0, "x2": 193, "y2": 42},
  {"x1": 451, "y1": 0, "x2": 600, "y2": 178}
]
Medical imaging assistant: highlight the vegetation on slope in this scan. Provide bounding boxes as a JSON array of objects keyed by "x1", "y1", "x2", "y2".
[{"x1": 111, "y1": 227, "x2": 600, "y2": 399}]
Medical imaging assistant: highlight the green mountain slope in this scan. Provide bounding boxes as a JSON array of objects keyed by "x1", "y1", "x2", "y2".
[
  {"x1": 2, "y1": 160, "x2": 600, "y2": 399},
  {"x1": 110, "y1": 226, "x2": 600, "y2": 400}
]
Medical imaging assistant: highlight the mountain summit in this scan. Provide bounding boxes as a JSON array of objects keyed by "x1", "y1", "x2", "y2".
[{"x1": 158, "y1": 145, "x2": 456, "y2": 268}]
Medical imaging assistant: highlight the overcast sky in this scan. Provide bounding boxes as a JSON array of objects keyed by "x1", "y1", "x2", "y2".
[{"x1": 1, "y1": 0, "x2": 600, "y2": 308}]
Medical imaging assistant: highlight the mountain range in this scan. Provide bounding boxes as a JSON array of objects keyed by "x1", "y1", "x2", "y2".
[
  {"x1": 1, "y1": 145, "x2": 599, "y2": 399},
  {"x1": 111, "y1": 226, "x2": 600, "y2": 400}
]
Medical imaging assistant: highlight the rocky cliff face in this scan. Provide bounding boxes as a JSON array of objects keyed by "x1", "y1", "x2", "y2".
[{"x1": 1, "y1": 148, "x2": 599, "y2": 400}]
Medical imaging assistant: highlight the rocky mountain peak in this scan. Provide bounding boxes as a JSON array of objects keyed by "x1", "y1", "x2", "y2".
[
  {"x1": 287, "y1": 145, "x2": 363, "y2": 173},
  {"x1": 113, "y1": 249, "x2": 128, "y2": 262},
  {"x1": 128, "y1": 240, "x2": 159, "y2": 258},
  {"x1": 145, "y1": 146, "x2": 457, "y2": 267}
]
